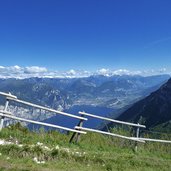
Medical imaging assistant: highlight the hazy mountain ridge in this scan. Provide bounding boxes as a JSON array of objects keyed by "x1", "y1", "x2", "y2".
[
  {"x1": 114, "y1": 78, "x2": 171, "y2": 130},
  {"x1": 0, "y1": 74, "x2": 170, "y2": 127}
]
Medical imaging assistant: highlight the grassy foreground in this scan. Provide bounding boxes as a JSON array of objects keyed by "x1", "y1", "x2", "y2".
[{"x1": 0, "y1": 123, "x2": 171, "y2": 171}]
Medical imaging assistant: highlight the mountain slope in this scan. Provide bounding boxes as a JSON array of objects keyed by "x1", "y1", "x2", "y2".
[
  {"x1": 0, "y1": 74, "x2": 170, "y2": 128},
  {"x1": 115, "y1": 78, "x2": 171, "y2": 129},
  {"x1": 0, "y1": 78, "x2": 71, "y2": 109}
]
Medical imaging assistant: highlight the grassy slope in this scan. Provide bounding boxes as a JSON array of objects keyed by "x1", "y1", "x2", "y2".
[{"x1": 0, "y1": 124, "x2": 171, "y2": 171}]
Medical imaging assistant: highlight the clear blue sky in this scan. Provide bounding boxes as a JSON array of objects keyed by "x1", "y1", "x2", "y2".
[{"x1": 0, "y1": 0, "x2": 171, "y2": 71}]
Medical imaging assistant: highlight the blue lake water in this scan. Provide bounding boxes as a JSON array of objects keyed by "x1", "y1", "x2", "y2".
[{"x1": 28, "y1": 105, "x2": 116, "y2": 131}]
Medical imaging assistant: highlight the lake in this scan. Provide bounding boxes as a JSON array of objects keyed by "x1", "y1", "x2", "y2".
[{"x1": 28, "y1": 105, "x2": 117, "y2": 131}]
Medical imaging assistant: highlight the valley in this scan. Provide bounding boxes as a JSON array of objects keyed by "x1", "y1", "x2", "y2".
[{"x1": 0, "y1": 74, "x2": 170, "y2": 129}]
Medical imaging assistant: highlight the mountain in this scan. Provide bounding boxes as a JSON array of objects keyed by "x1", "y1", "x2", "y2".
[
  {"x1": 0, "y1": 78, "x2": 72, "y2": 123},
  {"x1": 0, "y1": 74, "x2": 170, "y2": 128},
  {"x1": 0, "y1": 78, "x2": 71, "y2": 109},
  {"x1": 66, "y1": 74, "x2": 170, "y2": 107},
  {"x1": 114, "y1": 78, "x2": 171, "y2": 131}
]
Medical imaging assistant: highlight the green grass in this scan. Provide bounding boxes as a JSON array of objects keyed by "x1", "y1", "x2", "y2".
[{"x1": 0, "y1": 123, "x2": 171, "y2": 171}]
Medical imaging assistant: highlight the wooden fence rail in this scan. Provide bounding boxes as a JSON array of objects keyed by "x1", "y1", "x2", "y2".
[
  {"x1": 79, "y1": 111, "x2": 145, "y2": 128},
  {"x1": 75, "y1": 126, "x2": 145, "y2": 143},
  {"x1": 137, "y1": 137, "x2": 171, "y2": 143},
  {"x1": 77, "y1": 111, "x2": 171, "y2": 146},
  {"x1": 1, "y1": 92, "x2": 171, "y2": 148},
  {"x1": 0, "y1": 111, "x2": 86, "y2": 134},
  {"x1": 0, "y1": 92, "x2": 87, "y2": 135},
  {"x1": 69, "y1": 111, "x2": 146, "y2": 146}
]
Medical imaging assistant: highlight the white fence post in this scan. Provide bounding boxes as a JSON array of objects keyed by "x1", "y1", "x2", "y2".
[
  {"x1": 135, "y1": 123, "x2": 140, "y2": 152},
  {"x1": 0, "y1": 98, "x2": 9, "y2": 131}
]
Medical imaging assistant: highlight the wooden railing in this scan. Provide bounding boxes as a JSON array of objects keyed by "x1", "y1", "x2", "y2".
[
  {"x1": 1, "y1": 91, "x2": 171, "y2": 150},
  {"x1": 0, "y1": 92, "x2": 87, "y2": 134},
  {"x1": 74, "y1": 111, "x2": 171, "y2": 151}
]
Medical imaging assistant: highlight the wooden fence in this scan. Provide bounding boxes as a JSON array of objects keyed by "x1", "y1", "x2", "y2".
[
  {"x1": 70, "y1": 111, "x2": 146, "y2": 148},
  {"x1": 73, "y1": 111, "x2": 171, "y2": 149},
  {"x1": 1, "y1": 91, "x2": 171, "y2": 149},
  {"x1": 0, "y1": 92, "x2": 87, "y2": 134}
]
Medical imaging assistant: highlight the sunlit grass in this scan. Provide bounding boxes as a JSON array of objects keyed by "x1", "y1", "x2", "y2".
[{"x1": 0, "y1": 123, "x2": 171, "y2": 171}]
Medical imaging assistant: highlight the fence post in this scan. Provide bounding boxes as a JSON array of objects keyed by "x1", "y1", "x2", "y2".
[
  {"x1": 69, "y1": 113, "x2": 85, "y2": 143},
  {"x1": 0, "y1": 98, "x2": 9, "y2": 131},
  {"x1": 135, "y1": 123, "x2": 140, "y2": 152}
]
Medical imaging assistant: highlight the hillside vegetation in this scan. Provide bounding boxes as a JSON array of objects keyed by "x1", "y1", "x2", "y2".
[{"x1": 0, "y1": 123, "x2": 171, "y2": 171}]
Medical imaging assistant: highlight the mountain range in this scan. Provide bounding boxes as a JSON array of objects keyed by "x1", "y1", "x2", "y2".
[
  {"x1": 113, "y1": 77, "x2": 171, "y2": 132},
  {"x1": 0, "y1": 74, "x2": 170, "y2": 129}
]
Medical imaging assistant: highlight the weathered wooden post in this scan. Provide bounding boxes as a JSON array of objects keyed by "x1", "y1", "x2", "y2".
[
  {"x1": 75, "y1": 113, "x2": 85, "y2": 143},
  {"x1": 69, "y1": 113, "x2": 85, "y2": 143},
  {"x1": 0, "y1": 98, "x2": 9, "y2": 131},
  {"x1": 135, "y1": 123, "x2": 140, "y2": 152}
]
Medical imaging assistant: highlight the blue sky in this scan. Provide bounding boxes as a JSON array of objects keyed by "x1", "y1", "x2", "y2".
[{"x1": 0, "y1": 0, "x2": 171, "y2": 72}]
